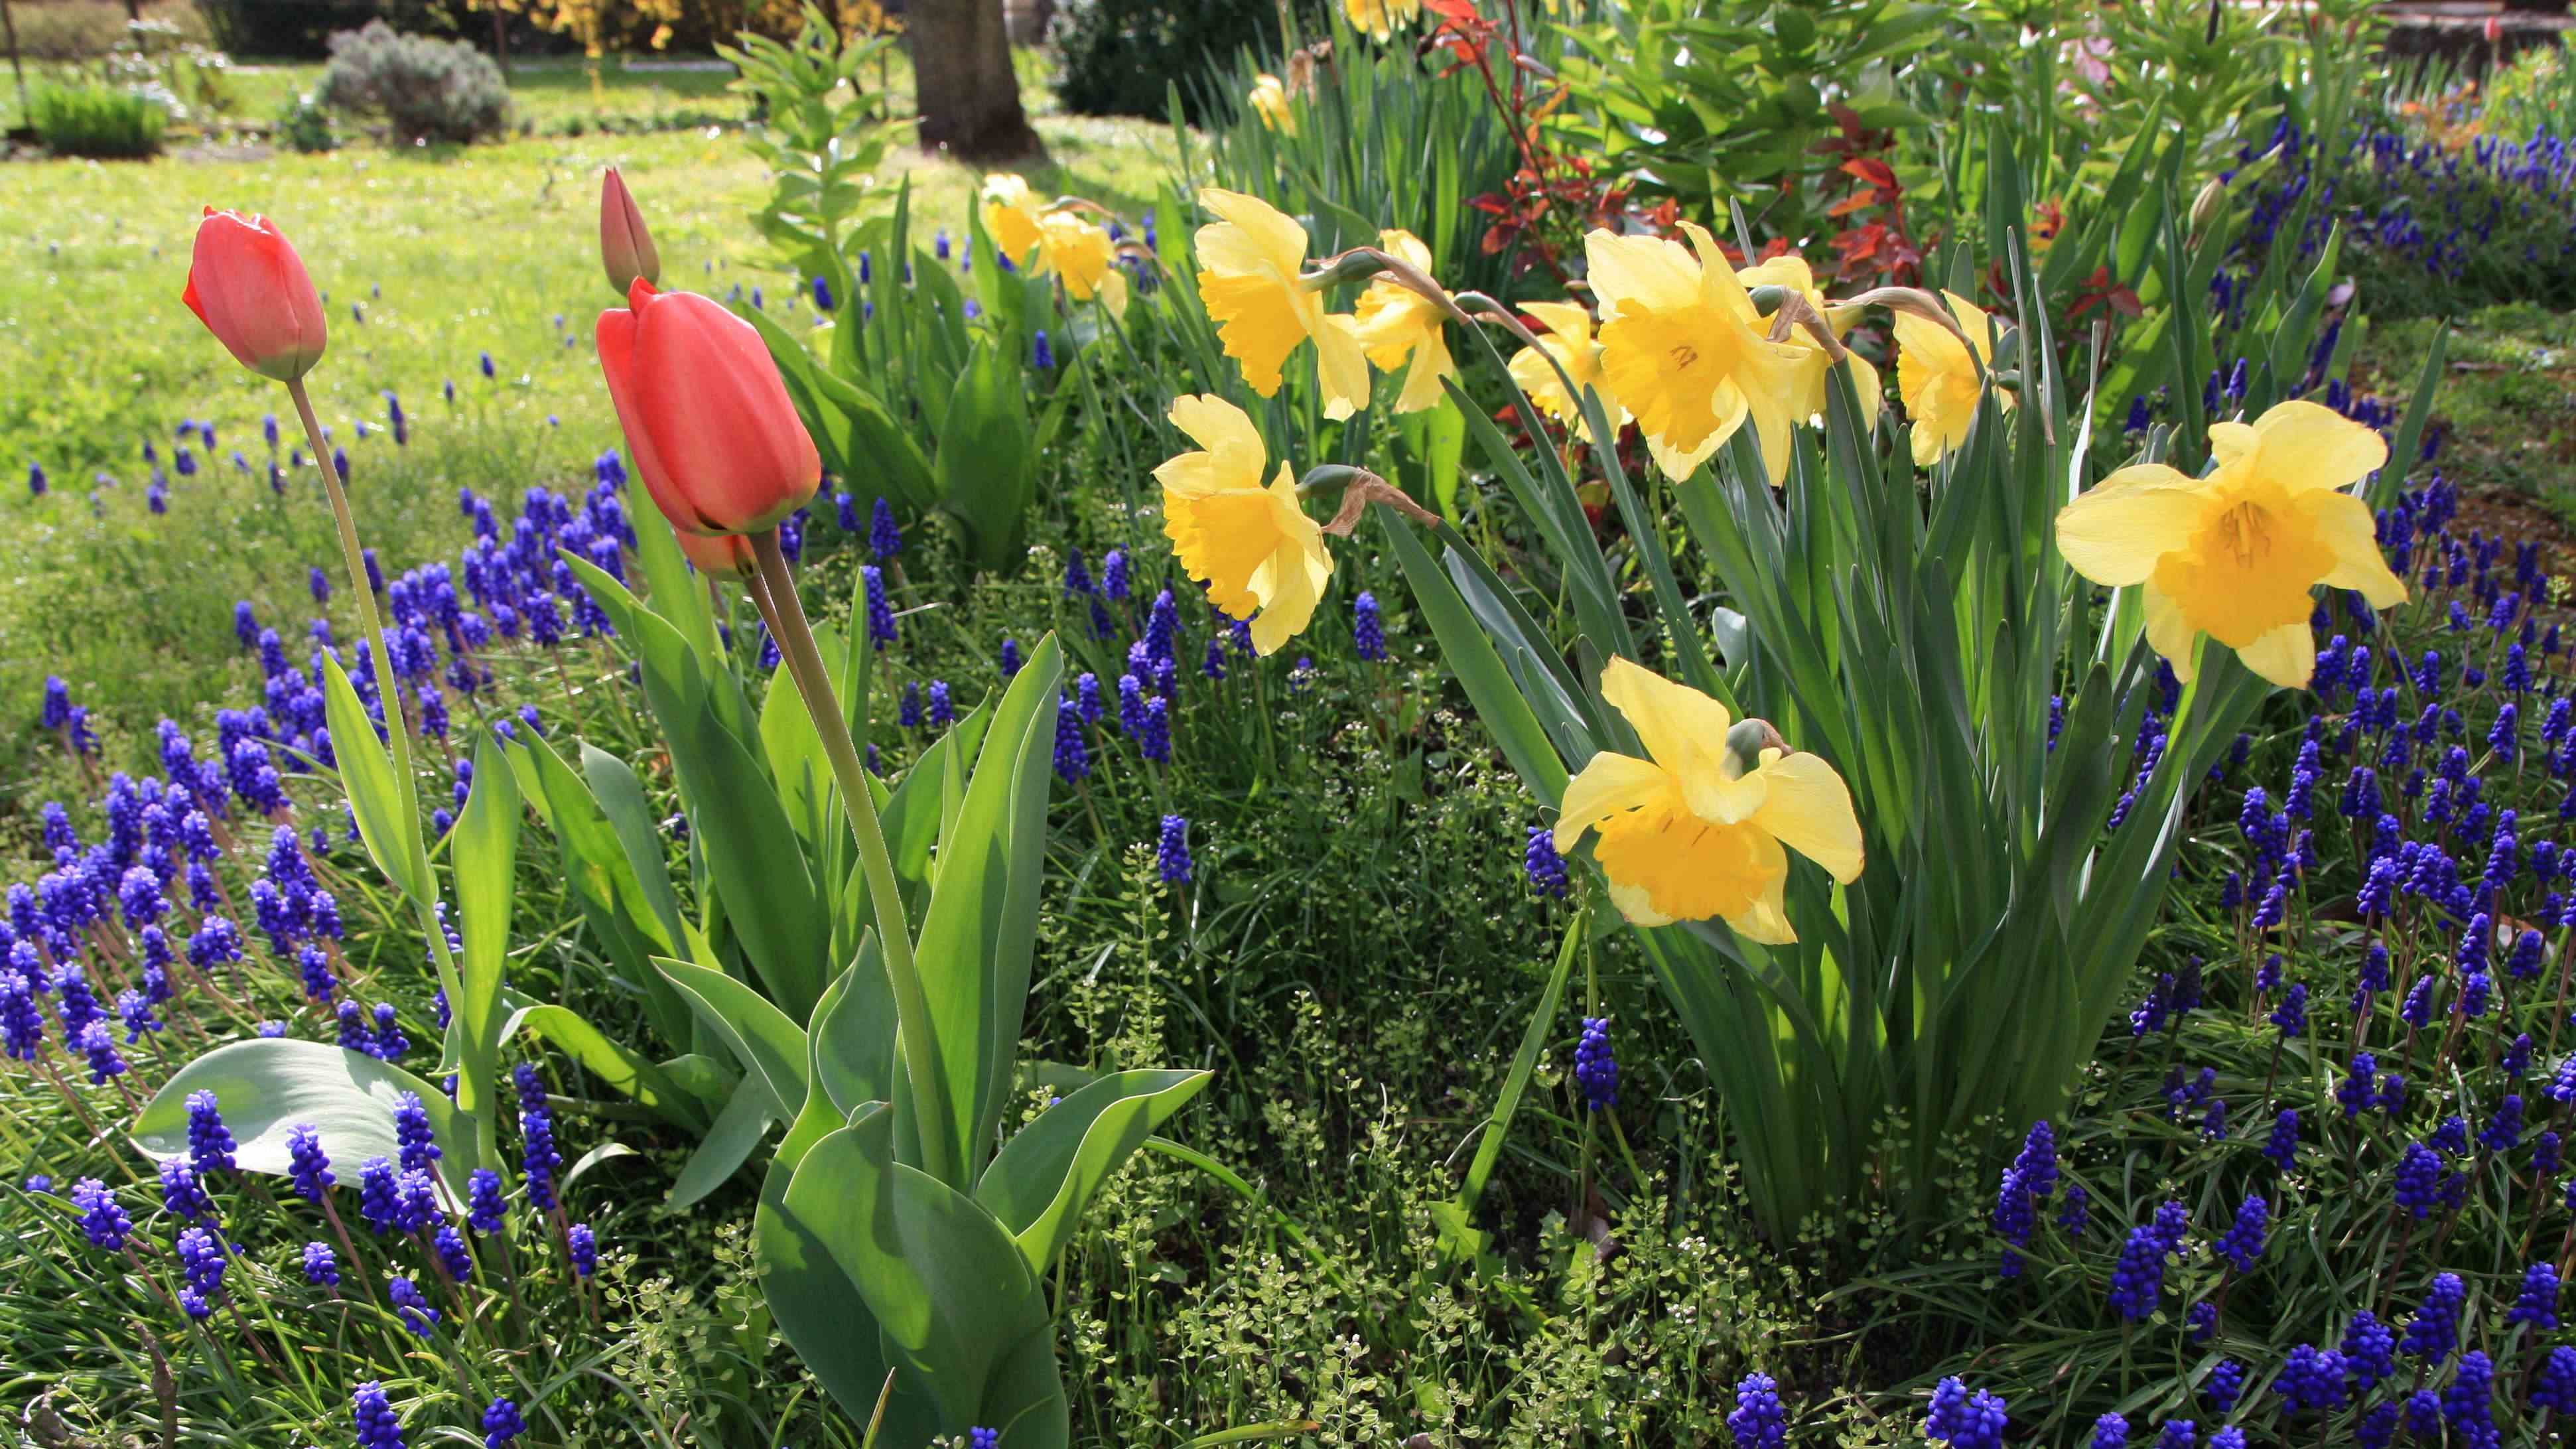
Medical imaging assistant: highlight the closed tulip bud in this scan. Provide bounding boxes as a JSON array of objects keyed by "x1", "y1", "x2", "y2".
[
  {"x1": 596, "y1": 279, "x2": 820, "y2": 535},
  {"x1": 598, "y1": 167, "x2": 661, "y2": 297},
  {"x1": 182, "y1": 208, "x2": 327, "y2": 382}
]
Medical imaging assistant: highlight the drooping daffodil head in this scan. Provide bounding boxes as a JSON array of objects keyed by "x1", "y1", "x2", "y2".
[
  {"x1": 979, "y1": 173, "x2": 1043, "y2": 265},
  {"x1": 1736, "y1": 253, "x2": 1881, "y2": 433},
  {"x1": 1193, "y1": 188, "x2": 1370, "y2": 421},
  {"x1": 1249, "y1": 73, "x2": 1297, "y2": 135},
  {"x1": 1032, "y1": 210, "x2": 1129, "y2": 319},
  {"x1": 1589, "y1": 222, "x2": 1813, "y2": 485},
  {"x1": 1507, "y1": 301, "x2": 1628, "y2": 442},
  {"x1": 1553, "y1": 658, "x2": 1864, "y2": 939},
  {"x1": 1344, "y1": 0, "x2": 1422, "y2": 41},
  {"x1": 1350, "y1": 228, "x2": 1457, "y2": 414},
  {"x1": 2055, "y1": 399, "x2": 2407, "y2": 689},
  {"x1": 1154, "y1": 393, "x2": 1333, "y2": 655},
  {"x1": 1894, "y1": 289, "x2": 2009, "y2": 465}
]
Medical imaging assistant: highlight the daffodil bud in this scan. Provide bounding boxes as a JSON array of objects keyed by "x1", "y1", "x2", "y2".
[
  {"x1": 1724, "y1": 718, "x2": 1787, "y2": 778},
  {"x1": 2189, "y1": 175, "x2": 2232, "y2": 236}
]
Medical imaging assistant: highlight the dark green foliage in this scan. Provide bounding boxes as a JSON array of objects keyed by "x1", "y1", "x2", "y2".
[
  {"x1": 29, "y1": 82, "x2": 168, "y2": 158},
  {"x1": 1050, "y1": 0, "x2": 1312, "y2": 124}
]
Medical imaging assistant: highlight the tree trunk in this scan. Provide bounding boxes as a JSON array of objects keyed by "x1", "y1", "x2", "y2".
[
  {"x1": 490, "y1": 5, "x2": 511, "y2": 77},
  {"x1": 1, "y1": 0, "x2": 28, "y2": 133},
  {"x1": 907, "y1": 0, "x2": 1044, "y2": 163}
]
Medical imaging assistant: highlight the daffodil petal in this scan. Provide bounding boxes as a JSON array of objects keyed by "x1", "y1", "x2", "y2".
[
  {"x1": 2252, "y1": 399, "x2": 2390, "y2": 493},
  {"x1": 2236, "y1": 621, "x2": 2317, "y2": 689},
  {"x1": 2143, "y1": 586, "x2": 2200, "y2": 684},
  {"x1": 1584, "y1": 230, "x2": 1700, "y2": 314},
  {"x1": 2055, "y1": 464, "x2": 2206, "y2": 586},
  {"x1": 1163, "y1": 393, "x2": 1267, "y2": 489},
  {"x1": 2302, "y1": 488, "x2": 2409, "y2": 607},
  {"x1": 1598, "y1": 656, "x2": 1734, "y2": 782},
  {"x1": 1751, "y1": 752, "x2": 1865, "y2": 883},
  {"x1": 1552, "y1": 750, "x2": 1670, "y2": 853}
]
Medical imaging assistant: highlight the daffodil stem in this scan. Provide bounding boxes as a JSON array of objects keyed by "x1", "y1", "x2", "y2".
[
  {"x1": 746, "y1": 527, "x2": 961, "y2": 1189},
  {"x1": 287, "y1": 377, "x2": 490, "y2": 1173}
]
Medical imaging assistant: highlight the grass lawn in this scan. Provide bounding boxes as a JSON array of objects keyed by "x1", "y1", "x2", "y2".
[{"x1": 0, "y1": 54, "x2": 1177, "y2": 825}]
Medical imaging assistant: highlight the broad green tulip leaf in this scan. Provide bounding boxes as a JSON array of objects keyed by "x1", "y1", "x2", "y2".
[
  {"x1": 318, "y1": 654, "x2": 431, "y2": 906},
  {"x1": 813, "y1": 943, "x2": 896, "y2": 1118},
  {"x1": 785, "y1": 1109, "x2": 1068, "y2": 1442},
  {"x1": 447, "y1": 730, "x2": 520, "y2": 1163},
  {"x1": 500, "y1": 1002, "x2": 710, "y2": 1131},
  {"x1": 935, "y1": 338, "x2": 1038, "y2": 575},
  {"x1": 625, "y1": 482, "x2": 722, "y2": 662},
  {"x1": 878, "y1": 703, "x2": 990, "y2": 888},
  {"x1": 654, "y1": 956, "x2": 809, "y2": 1121},
  {"x1": 974, "y1": 1068, "x2": 1211, "y2": 1273},
  {"x1": 515, "y1": 734, "x2": 690, "y2": 1048},
  {"x1": 913, "y1": 634, "x2": 1061, "y2": 1180},
  {"x1": 578, "y1": 743, "x2": 688, "y2": 952},
  {"x1": 133, "y1": 1039, "x2": 469, "y2": 1200},
  {"x1": 754, "y1": 1104, "x2": 935, "y2": 1444},
  {"x1": 667, "y1": 1077, "x2": 774, "y2": 1209}
]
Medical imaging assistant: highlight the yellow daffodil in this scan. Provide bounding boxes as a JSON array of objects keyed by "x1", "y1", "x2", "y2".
[
  {"x1": 1589, "y1": 222, "x2": 1812, "y2": 484},
  {"x1": 1249, "y1": 73, "x2": 1297, "y2": 135},
  {"x1": 1508, "y1": 301, "x2": 1627, "y2": 441},
  {"x1": 1735, "y1": 254, "x2": 1879, "y2": 433},
  {"x1": 1554, "y1": 658, "x2": 1864, "y2": 938},
  {"x1": 1345, "y1": 0, "x2": 1421, "y2": 41},
  {"x1": 980, "y1": 173, "x2": 1042, "y2": 264},
  {"x1": 2055, "y1": 400, "x2": 2407, "y2": 689},
  {"x1": 1350, "y1": 228, "x2": 1457, "y2": 414},
  {"x1": 1893, "y1": 289, "x2": 2009, "y2": 466},
  {"x1": 1193, "y1": 187, "x2": 1370, "y2": 421},
  {"x1": 1031, "y1": 210, "x2": 1129, "y2": 319},
  {"x1": 1156, "y1": 393, "x2": 1332, "y2": 654}
]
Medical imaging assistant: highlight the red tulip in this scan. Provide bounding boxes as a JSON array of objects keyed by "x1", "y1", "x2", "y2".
[
  {"x1": 182, "y1": 207, "x2": 327, "y2": 382},
  {"x1": 671, "y1": 525, "x2": 754, "y2": 577},
  {"x1": 595, "y1": 279, "x2": 820, "y2": 535},
  {"x1": 598, "y1": 167, "x2": 661, "y2": 298}
]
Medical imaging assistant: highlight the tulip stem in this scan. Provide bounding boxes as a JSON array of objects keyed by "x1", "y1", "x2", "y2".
[
  {"x1": 746, "y1": 527, "x2": 959, "y2": 1189},
  {"x1": 287, "y1": 378, "x2": 492, "y2": 1174}
]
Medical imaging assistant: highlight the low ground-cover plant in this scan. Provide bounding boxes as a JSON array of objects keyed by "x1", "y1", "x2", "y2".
[{"x1": 29, "y1": 80, "x2": 169, "y2": 157}]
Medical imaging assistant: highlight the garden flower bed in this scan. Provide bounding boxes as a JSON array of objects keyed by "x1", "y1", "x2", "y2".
[{"x1": 7, "y1": 2, "x2": 2576, "y2": 1445}]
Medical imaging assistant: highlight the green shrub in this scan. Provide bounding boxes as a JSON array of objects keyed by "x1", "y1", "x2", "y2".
[
  {"x1": 27, "y1": 81, "x2": 168, "y2": 157},
  {"x1": 273, "y1": 93, "x2": 340, "y2": 151},
  {"x1": 317, "y1": 19, "x2": 511, "y2": 145},
  {"x1": 1051, "y1": 0, "x2": 1314, "y2": 123}
]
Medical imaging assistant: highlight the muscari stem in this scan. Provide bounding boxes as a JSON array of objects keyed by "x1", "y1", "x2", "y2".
[
  {"x1": 746, "y1": 527, "x2": 961, "y2": 1188},
  {"x1": 286, "y1": 380, "x2": 491, "y2": 1173}
]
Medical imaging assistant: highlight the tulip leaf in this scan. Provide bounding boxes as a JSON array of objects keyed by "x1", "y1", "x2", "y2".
[
  {"x1": 785, "y1": 1108, "x2": 1069, "y2": 1443},
  {"x1": 133, "y1": 1039, "x2": 470, "y2": 1201},
  {"x1": 935, "y1": 337, "x2": 1038, "y2": 576},
  {"x1": 318, "y1": 654, "x2": 431, "y2": 907},
  {"x1": 667, "y1": 1076, "x2": 775, "y2": 1209},
  {"x1": 912, "y1": 634, "x2": 1062, "y2": 1182},
  {"x1": 577, "y1": 742, "x2": 689, "y2": 956},
  {"x1": 974, "y1": 1068, "x2": 1211, "y2": 1273},
  {"x1": 509, "y1": 734, "x2": 691, "y2": 1050},
  {"x1": 499, "y1": 1002, "x2": 711, "y2": 1131},
  {"x1": 813, "y1": 941, "x2": 897, "y2": 1118},
  {"x1": 626, "y1": 484, "x2": 722, "y2": 663},
  {"x1": 446, "y1": 730, "x2": 519, "y2": 1166},
  {"x1": 653, "y1": 956, "x2": 809, "y2": 1122},
  {"x1": 753, "y1": 1104, "x2": 937, "y2": 1446}
]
